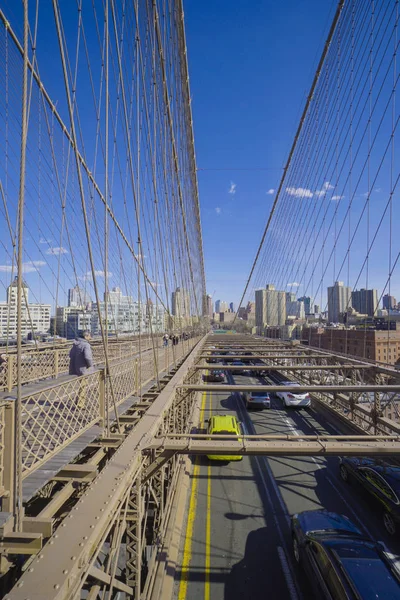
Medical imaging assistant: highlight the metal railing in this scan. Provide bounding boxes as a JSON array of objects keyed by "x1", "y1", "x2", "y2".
[
  {"x1": 0, "y1": 336, "x2": 200, "y2": 488},
  {"x1": 0, "y1": 339, "x2": 159, "y2": 392}
]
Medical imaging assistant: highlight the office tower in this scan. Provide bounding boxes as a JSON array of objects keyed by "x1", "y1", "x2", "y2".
[
  {"x1": 351, "y1": 288, "x2": 378, "y2": 317},
  {"x1": 68, "y1": 285, "x2": 92, "y2": 307},
  {"x1": 327, "y1": 281, "x2": 352, "y2": 323},
  {"x1": 0, "y1": 277, "x2": 51, "y2": 337},
  {"x1": 172, "y1": 287, "x2": 190, "y2": 317},
  {"x1": 255, "y1": 284, "x2": 286, "y2": 328},
  {"x1": 215, "y1": 300, "x2": 228, "y2": 313},
  {"x1": 297, "y1": 296, "x2": 312, "y2": 315},
  {"x1": 383, "y1": 294, "x2": 396, "y2": 310}
]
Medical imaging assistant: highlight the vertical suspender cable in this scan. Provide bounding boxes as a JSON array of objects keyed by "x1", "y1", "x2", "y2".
[
  {"x1": 52, "y1": 0, "x2": 121, "y2": 432},
  {"x1": 15, "y1": 0, "x2": 29, "y2": 532},
  {"x1": 233, "y1": 0, "x2": 345, "y2": 324},
  {"x1": 104, "y1": 0, "x2": 110, "y2": 433}
]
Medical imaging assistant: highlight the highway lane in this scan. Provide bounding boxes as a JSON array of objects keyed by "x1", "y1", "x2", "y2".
[{"x1": 174, "y1": 367, "x2": 400, "y2": 600}]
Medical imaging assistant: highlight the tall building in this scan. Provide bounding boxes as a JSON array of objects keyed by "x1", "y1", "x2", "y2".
[
  {"x1": 314, "y1": 304, "x2": 320, "y2": 314},
  {"x1": 144, "y1": 300, "x2": 166, "y2": 333},
  {"x1": 215, "y1": 300, "x2": 228, "y2": 313},
  {"x1": 286, "y1": 292, "x2": 296, "y2": 303},
  {"x1": 0, "y1": 277, "x2": 51, "y2": 338},
  {"x1": 286, "y1": 300, "x2": 305, "y2": 319},
  {"x1": 172, "y1": 287, "x2": 190, "y2": 317},
  {"x1": 229, "y1": 302, "x2": 235, "y2": 312},
  {"x1": 298, "y1": 296, "x2": 312, "y2": 315},
  {"x1": 55, "y1": 306, "x2": 92, "y2": 339},
  {"x1": 351, "y1": 288, "x2": 378, "y2": 317},
  {"x1": 255, "y1": 284, "x2": 286, "y2": 329},
  {"x1": 68, "y1": 285, "x2": 92, "y2": 308},
  {"x1": 383, "y1": 294, "x2": 397, "y2": 310},
  {"x1": 327, "y1": 281, "x2": 352, "y2": 323},
  {"x1": 92, "y1": 287, "x2": 142, "y2": 335}
]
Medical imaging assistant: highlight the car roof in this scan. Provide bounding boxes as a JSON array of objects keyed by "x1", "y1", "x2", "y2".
[
  {"x1": 297, "y1": 510, "x2": 362, "y2": 536},
  {"x1": 209, "y1": 415, "x2": 239, "y2": 431},
  {"x1": 326, "y1": 538, "x2": 400, "y2": 599}
]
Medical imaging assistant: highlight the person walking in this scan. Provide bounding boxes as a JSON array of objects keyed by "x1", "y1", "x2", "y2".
[
  {"x1": 69, "y1": 330, "x2": 94, "y2": 408},
  {"x1": 163, "y1": 333, "x2": 169, "y2": 347}
]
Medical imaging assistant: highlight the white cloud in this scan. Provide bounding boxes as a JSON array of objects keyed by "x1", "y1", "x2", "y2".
[
  {"x1": 0, "y1": 261, "x2": 46, "y2": 274},
  {"x1": 362, "y1": 188, "x2": 381, "y2": 197},
  {"x1": 39, "y1": 237, "x2": 52, "y2": 244},
  {"x1": 228, "y1": 181, "x2": 236, "y2": 195},
  {"x1": 215, "y1": 207, "x2": 221, "y2": 215},
  {"x1": 266, "y1": 189, "x2": 275, "y2": 195},
  {"x1": 286, "y1": 187, "x2": 313, "y2": 198},
  {"x1": 331, "y1": 195, "x2": 344, "y2": 201},
  {"x1": 287, "y1": 282, "x2": 300, "y2": 287},
  {"x1": 314, "y1": 181, "x2": 335, "y2": 197},
  {"x1": 134, "y1": 253, "x2": 146, "y2": 261},
  {"x1": 79, "y1": 270, "x2": 113, "y2": 281},
  {"x1": 45, "y1": 246, "x2": 68, "y2": 256}
]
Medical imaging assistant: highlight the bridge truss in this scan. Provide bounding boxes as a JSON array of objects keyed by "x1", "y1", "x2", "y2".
[{"x1": 1, "y1": 334, "x2": 400, "y2": 599}]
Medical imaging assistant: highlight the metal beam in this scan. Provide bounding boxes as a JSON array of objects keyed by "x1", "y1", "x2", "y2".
[
  {"x1": 180, "y1": 384, "x2": 400, "y2": 393},
  {"x1": 198, "y1": 354, "x2": 333, "y2": 359},
  {"x1": 145, "y1": 438, "x2": 400, "y2": 457},
  {"x1": 4, "y1": 336, "x2": 205, "y2": 600},
  {"x1": 142, "y1": 451, "x2": 176, "y2": 483},
  {"x1": 88, "y1": 565, "x2": 134, "y2": 595},
  {"x1": 195, "y1": 364, "x2": 374, "y2": 371}
]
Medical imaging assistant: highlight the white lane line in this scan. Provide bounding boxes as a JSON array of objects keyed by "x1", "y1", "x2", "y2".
[
  {"x1": 278, "y1": 546, "x2": 301, "y2": 600},
  {"x1": 233, "y1": 390, "x2": 301, "y2": 600},
  {"x1": 279, "y1": 412, "x2": 375, "y2": 539},
  {"x1": 235, "y1": 394, "x2": 290, "y2": 524}
]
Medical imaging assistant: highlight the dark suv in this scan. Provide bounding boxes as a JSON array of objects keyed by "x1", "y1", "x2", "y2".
[
  {"x1": 339, "y1": 458, "x2": 400, "y2": 535},
  {"x1": 292, "y1": 510, "x2": 400, "y2": 599}
]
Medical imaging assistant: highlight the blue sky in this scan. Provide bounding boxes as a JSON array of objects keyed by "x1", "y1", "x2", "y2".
[
  {"x1": 1, "y1": 1, "x2": 398, "y2": 316},
  {"x1": 184, "y1": 0, "x2": 338, "y2": 307}
]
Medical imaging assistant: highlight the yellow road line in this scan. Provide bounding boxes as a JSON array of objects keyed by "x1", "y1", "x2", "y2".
[
  {"x1": 178, "y1": 388, "x2": 208, "y2": 600},
  {"x1": 204, "y1": 384, "x2": 212, "y2": 600}
]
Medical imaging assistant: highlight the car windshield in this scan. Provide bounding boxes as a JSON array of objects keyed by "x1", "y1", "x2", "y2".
[
  {"x1": 253, "y1": 392, "x2": 268, "y2": 398},
  {"x1": 333, "y1": 544, "x2": 400, "y2": 599}
]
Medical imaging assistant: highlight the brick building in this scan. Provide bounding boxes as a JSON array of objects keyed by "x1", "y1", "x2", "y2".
[{"x1": 302, "y1": 326, "x2": 400, "y2": 365}]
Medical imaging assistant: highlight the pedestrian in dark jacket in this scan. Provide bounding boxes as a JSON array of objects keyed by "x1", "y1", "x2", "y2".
[
  {"x1": 69, "y1": 330, "x2": 94, "y2": 375},
  {"x1": 69, "y1": 330, "x2": 94, "y2": 409}
]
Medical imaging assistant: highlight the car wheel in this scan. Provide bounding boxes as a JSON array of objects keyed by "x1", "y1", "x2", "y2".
[
  {"x1": 292, "y1": 536, "x2": 301, "y2": 564},
  {"x1": 383, "y1": 512, "x2": 396, "y2": 535},
  {"x1": 339, "y1": 464, "x2": 349, "y2": 483}
]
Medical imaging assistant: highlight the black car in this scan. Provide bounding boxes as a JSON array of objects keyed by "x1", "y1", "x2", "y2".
[
  {"x1": 206, "y1": 355, "x2": 219, "y2": 364},
  {"x1": 204, "y1": 370, "x2": 225, "y2": 383},
  {"x1": 339, "y1": 458, "x2": 400, "y2": 535},
  {"x1": 292, "y1": 510, "x2": 400, "y2": 599}
]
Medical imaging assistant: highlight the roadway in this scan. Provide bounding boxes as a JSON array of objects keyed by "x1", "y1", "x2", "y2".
[{"x1": 174, "y1": 366, "x2": 400, "y2": 600}]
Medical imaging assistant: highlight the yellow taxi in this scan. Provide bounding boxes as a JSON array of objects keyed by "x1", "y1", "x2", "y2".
[{"x1": 206, "y1": 415, "x2": 243, "y2": 462}]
